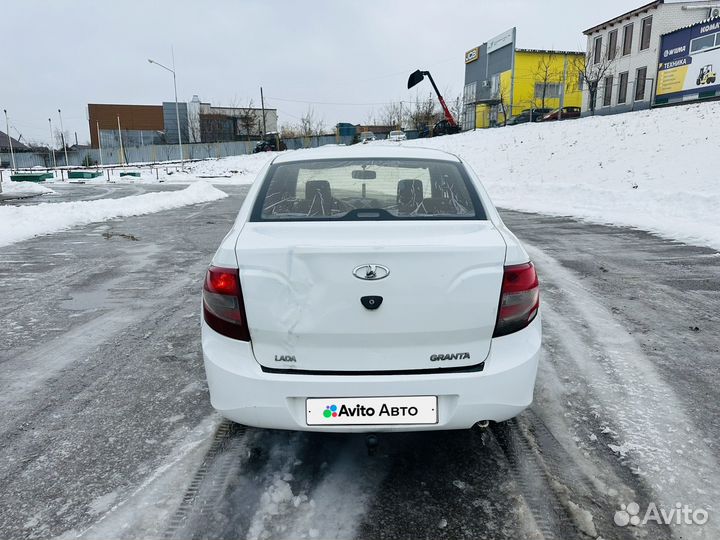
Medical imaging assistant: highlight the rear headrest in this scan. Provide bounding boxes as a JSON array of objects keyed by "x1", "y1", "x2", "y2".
[
  {"x1": 306, "y1": 180, "x2": 332, "y2": 216},
  {"x1": 397, "y1": 179, "x2": 423, "y2": 213},
  {"x1": 305, "y1": 180, "x2": 331, "y2": 201}
]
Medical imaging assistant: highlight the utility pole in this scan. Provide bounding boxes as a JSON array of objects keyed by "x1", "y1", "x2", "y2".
[
  {"x1": 4, "y1": 109, "x2": 16, "y2": 171},
  {"x1": 148, "y1": 52, "x2": 184, "y2": 169},
  {"x1": 559, "y1": 54, "x2": 569, "y2": 121},
  {"x1": 260, "y1": 86, "x2": 267, "y2": 136},
  {"x1": 96, "y1": 121, "x2": 104, "y2": 167},
  {"x1": 48, "y1": 118, "x2": 57, "y2": 168},
  {"x1": 117, "y1": 115, "x2": 125, "y2": 165},
  {"x1": 58, "y1": 109, "x2": 69, "y2": 167}
]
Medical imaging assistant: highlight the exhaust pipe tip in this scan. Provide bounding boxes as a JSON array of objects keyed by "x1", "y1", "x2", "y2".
[{"x1": 474, "y1": 420, "x2": 490, "y2": 429}]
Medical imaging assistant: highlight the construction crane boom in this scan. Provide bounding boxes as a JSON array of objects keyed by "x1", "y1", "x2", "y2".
[{"x1": 407, "y1": 69, "x2": 458, "y2": 127}]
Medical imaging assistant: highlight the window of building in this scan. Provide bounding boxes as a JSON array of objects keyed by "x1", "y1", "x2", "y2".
[
  {"x1": 635, "y1": 66, "x2": 647, "y2": 101},
  {"x1": 640, "y1": 16, "x2": 653, "y2": 51},
  {"x1": 690, "y1": 33, "x2": 718, "y2": 54},
  {"x1": 618, "y1": 72, "x2": 629, "y2": 104},
  {"x1": 622, "y1": 23, "x2": 634, "y2": 56},
  {"x1": 490, "y1": 75, "x2": 500, "y2": 98},
  {"x1": 534, "y1": 83, "x2": 563, "y2": 99},
  {"x1": 594, "y1": 36, "x2": 603, "y2": 64},
  {"x1": 603, "y1": 76, "x2": 614, "y2": 106},
  {"x1": 608, "y1": 29, "x2": 618, "y2": 60},
  {"x1": 463, "y1": 82, "x2": 477, "y2": 105}
]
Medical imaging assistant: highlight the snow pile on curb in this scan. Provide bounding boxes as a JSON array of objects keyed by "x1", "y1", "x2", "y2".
[
  {"x1": 0, "y1": 182, "x2": 227, "y2": 247},
  {"x1": 1, "y1": 181, "x2": 56, "y2": 195},
  {"x1": 400, "y1": 101, "x2": 720, "y2": 251},
  {"x1": 72, "y1": 152, "x2": 278, "y2": 185}
]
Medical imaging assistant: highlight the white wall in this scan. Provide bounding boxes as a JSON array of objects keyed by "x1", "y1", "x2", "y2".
[{"x1": 582, "y1": 1, "x2": 719, "y2": 114}]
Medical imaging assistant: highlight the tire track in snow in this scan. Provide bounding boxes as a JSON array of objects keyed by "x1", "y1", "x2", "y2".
[{"x1": 527, "y1": 244, "x2": 719, "y2": 539}]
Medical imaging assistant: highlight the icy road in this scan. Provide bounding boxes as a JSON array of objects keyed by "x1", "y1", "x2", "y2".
[{"x1": 1, "y1": 183, "x2": 718, "y2": 540}]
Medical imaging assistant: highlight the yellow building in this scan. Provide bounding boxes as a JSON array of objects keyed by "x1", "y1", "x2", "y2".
[{"x1": 466, "y1": 47, "x2": 586, "y2": 129}]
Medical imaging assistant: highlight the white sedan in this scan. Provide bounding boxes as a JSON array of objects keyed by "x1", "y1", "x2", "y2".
[
  {"x1": 387, "y1": 130, "x2": 407, "y2": 141},
  {"x1": 201, "y1": 146, "x2": 541, "y2": 432}
]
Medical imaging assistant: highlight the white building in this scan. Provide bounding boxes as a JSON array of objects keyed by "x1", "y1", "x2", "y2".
[{"x1": 582, "y1": 0, "x2": 720, "y2": 115}]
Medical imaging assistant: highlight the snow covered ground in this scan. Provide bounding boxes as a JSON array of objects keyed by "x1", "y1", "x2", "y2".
[
  {"x1": 1, "y1": 181, "x2": 56, "y2": 196},
  {"x1": 0, "y1": 182, "x2": 227, "y2": 247},
  {"x1": 400, "y1": 101, "x2": 720, "y2": 251},
  {"x1": 43, "y1": 152, "x2": 278, "y2": 186},
  {"x1": 2, "y1": 101, "x2": 716, "y2": 251},
  {"x1": 58, "y1": 100, "x2": 716, "y2": 251}
]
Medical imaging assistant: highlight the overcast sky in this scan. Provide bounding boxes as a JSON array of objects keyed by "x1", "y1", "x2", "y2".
[{"x1": 4, "y1": 0, "x2": 636, "y2": 145}]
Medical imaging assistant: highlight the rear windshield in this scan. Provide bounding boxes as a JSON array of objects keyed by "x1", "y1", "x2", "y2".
[{"x1": 252, "y1": 158, "x2": 485, "y2": 221}]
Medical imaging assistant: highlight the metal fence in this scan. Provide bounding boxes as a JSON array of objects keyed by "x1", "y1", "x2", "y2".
[
  {"x1": 0, "y1": 132, "x2": 418, "y2": 170},
  {"x1": 0, "y1": 140, "x2": 259, "y2": 169}
]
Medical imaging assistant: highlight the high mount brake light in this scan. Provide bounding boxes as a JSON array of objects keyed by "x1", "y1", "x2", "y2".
[
  {"x1": 203, "y1": 266, "x2": 250, "y2": 341},
  {"x1": 493, "y1": 262, "x2": 540, "y2": 338}
]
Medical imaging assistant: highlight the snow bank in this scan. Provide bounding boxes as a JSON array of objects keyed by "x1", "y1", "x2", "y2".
[
  {"x1": 401, "y1": 101, "x2": 720, "y2": 251},
  {"x1": 0, "y1": 182, "x2": 227, "y2": 247},
  {"x1": 66, "y1": 152, "x2": 278, "y2": 186},
  {"x1": 1, "y1": 181, "x2": 56, "y2": 195}
]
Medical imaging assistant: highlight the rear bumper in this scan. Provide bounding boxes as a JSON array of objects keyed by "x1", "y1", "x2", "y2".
[{"x1": 201, "y1": 315, "x2": 541, "y2": 432}]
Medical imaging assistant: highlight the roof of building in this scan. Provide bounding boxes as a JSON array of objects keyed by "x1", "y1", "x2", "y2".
[
  {"x1": 515, "y1": 48, "x2": 585, "y2": 55},
  {"x1": 0, "y1": 129, "x2": 29, "y2": 151},
  {"x1": 661, "y1": 14, "x2": 720, "y2": 35},
  {"x1": 583, "y1": 0, "x2": 664, "y2": 35},
  {"x1": 584, "y1": 0, "x2": 720, "y2": 35}
]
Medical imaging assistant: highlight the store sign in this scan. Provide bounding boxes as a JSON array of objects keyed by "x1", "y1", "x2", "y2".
[
  {"x1": 657, "y1": 22, "x2": 720, "y2": 97},
  {"x1": 465, "y1": 47, "x2": 479, "y2": 64},
  {"x1": 487, "y1": 28, "x2": 514, "y2": 54}
]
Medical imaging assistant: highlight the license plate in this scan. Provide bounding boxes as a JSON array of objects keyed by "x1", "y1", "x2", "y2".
[{"x1": 306, "y1": 396, "x2": 437, "y2": 426}]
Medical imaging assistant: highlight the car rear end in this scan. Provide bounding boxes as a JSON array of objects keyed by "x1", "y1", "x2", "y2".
[{"x1": 201, "y1": 149, "x2": 541, "y2": 432}]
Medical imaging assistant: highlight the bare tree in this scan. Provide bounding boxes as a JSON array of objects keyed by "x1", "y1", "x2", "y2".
[
  {"x1": 408, "y1": 93, "x2": 440, "y2": 131},
  {"x1": 497, "y1": 83, "x2": 511, "y2": 126},
  {"x1": 449, "y1": 95, "x2": 463, "y2": 126},
  {"x1": 299, "y1": 106, "x2": 324, "y2": 137},
  {"x1": 377, "y1": 101, "x2": 405, "y2": 129},
  {"x1": 54, "y1": 128, "x2": 70, "y2": 150},
  {"x1": 237, "y1": 100, "x2": 258, "y2": 141},
  {"x1": 279, "y1": 124, "x2": 299, "y2": 139},
  {"x1": 574, "y1": 44, "x2": 616, "y2": 115},
  {"x1": 532, "y1": 52, "x2": 559, "y2": 111}
]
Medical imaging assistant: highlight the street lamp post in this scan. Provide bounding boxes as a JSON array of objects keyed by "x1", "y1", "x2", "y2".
[
  {"x1": 97, "y1": 121, "x2": 104, "y2": 167},
  {"x1": 58, "y1": 109, "x2": 70, "y2": 167},
  {"x1": 48, "y1": 118, "x2": 57, "y2": 169},
  {"x1": 3, "y1": 109, "x2": 16, "y2": 171},
  {"x1": 148, "y1": 57, "x2": 184, "y2": 169}
]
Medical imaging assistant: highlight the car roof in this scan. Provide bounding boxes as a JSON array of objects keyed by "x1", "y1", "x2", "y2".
[{"x1": 271, "y1": 145, "x2": 461, "y2": 164}]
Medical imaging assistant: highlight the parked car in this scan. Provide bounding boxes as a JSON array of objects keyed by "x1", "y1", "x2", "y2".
[
  {"x1": 359, "y1": 131, "x2": 376, "y2": 144},
  {"x1": 432, "y1": 119, "x2": 461, "y2": 136},
  {"x1": 507, "y1": 108, "x2": 552, "y2": 125},
  {"x1": 253, "y1": 133, "x2": 287, "y2": 153},
  {"x1": 201, "y1": 146, "x2": 541, "y2": 433},
  {"x1": 387, "y1": 130, "x2": 407, "y2": 141},
  {"x1": 539, "y1": 107, "x2": 581, "y2": 122}
]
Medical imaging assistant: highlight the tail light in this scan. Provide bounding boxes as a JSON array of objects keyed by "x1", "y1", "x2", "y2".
[
  {"x1": 203, "y1": 266, "x2": 250, "y2": 341},
  {"x1": 493, "y1": 262, "x2": 540, "y2": 338}
]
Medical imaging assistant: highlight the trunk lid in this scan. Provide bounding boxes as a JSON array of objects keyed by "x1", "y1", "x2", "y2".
[{"x1": 237, "y1": 221, "x2": 506, "y2": 372}]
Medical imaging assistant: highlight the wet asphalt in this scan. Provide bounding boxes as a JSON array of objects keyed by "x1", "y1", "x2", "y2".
[{"x1": 0, "y1": 183, "x2": 718, "y2": 540}]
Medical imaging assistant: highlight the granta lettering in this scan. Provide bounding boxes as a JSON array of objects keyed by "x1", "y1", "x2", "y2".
[{"x1": 430, "y1": 352, "x2": 471, "y2": 361}]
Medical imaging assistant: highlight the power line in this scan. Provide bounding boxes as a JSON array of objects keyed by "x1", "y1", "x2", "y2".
[{"x1": 266, "y1": 96, "x2": 416, "y2": 107}]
